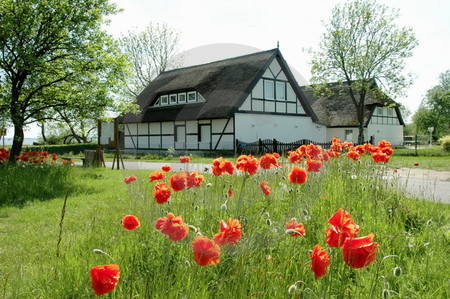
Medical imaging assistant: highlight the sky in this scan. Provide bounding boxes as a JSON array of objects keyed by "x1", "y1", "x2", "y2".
[{"x1": 7, "y1": 0, "x2": 450, "y2": 138}]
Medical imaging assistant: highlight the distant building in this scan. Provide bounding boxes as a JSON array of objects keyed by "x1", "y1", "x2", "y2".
[{"x1": 121, "y1": 49, "x2": 404, "y2": 152}]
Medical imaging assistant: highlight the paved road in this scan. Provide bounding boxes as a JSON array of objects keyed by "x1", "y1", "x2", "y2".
[{"x1": 104, "y1": 161, "x2": 450, "y2": 204}]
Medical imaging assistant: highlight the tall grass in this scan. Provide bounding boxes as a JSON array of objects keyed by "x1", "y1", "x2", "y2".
[{"x1": 0, "y1": 157, "x2": 449, "y2": 298}]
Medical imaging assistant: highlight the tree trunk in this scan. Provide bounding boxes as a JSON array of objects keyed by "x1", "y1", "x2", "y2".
[
  {"x1": 9, "y1": 124, "x2": 24, "y2": 163},
  {"x1": 40, "y1": 122, "x2": 48, "y2": 143}
]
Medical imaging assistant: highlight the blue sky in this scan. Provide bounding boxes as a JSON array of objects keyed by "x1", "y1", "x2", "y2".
[{"x1": 9, "y1": 0, "x2": 450, "y2": 138}]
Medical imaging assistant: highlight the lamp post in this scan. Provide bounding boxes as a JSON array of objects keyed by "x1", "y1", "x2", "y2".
[{"x1": 428, "y1": 127, "x2": 434, "y2": 147}]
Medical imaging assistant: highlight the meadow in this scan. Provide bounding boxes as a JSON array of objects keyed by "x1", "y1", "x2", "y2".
[{"x1": 0, "y1": 144, "x2": 449, "y2": 298}]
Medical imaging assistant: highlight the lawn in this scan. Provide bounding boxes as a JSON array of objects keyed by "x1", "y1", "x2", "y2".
[{"x1": 0, "y1": 145, "x2": 449, "y2": 298}]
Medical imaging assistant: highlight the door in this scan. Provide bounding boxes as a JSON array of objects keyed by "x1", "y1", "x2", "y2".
[
  {"x1": 199, "y1": 124, "x2": 211, "y2": 150},
  {"x1": 175, "y1": 125, "x2": 186, "y2": 149}
]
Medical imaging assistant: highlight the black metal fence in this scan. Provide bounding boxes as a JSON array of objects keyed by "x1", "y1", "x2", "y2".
[{"x1": 235, "y1": 137, "x2": 374, "y2": 155}]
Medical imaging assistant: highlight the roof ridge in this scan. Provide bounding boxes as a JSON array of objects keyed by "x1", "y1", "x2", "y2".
[{"x1": 159, "y1": 48, "x2": 278, "y2": 76}]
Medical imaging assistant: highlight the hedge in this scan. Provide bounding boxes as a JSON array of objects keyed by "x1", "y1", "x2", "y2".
[{"x1": 23, "y1": 143, "x2": 98, "y2": 155}]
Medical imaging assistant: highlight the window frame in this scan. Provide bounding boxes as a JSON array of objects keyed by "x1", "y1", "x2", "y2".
[
  {"x1": 275, "y1": 81, "x2": 286, "y2": 100},
  {"x1": 178, "y1": 93, "x2": 186, "y2": 103},
  {"x1": 187, "y1": 91, "x2": 197, "y2": 102},
  {"x1": 169, "y1": 94, "x2": 177, "y2": 104},
  {"x1": 160, "y1": 95, "x2": 168, "y2": 105},
  {"x1": 264, "y1": 79, "x2": 275, "y2": 100}
]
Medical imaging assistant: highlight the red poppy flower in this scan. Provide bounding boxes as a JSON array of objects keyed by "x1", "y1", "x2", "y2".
[
  {"x1": 343, "y1": 233, "x2": 378, "y2": 268},
  {"x1": 90, "y1": 264, "x2": 120, "y2": 296},
  {"x1": 153, "y1": 181, "x2": 172, "y2": 204},
  {"x1": 287, "y1": 149, "x2": 303, "y2": 164},
  {"x1": 310, "y1": 244, "x2": 330, "y2": 278},
  {"x1": 185, "y1": 171, "x2": 204, "y2": 188},
  {"x1": 149, "y1": 170, "x2": 166, "y2": 182},
  {"x1": 169, "y1": 172, "x2": 187, "y2": 192},
  {"x1": 331, "y1": 137, "x2": 343, "y2": 153},
  {"x1": 259, "y1": 153, "x2": 279, "y2": 169},
  {"x1": 325, "y1": 208, "x2": 359, "y2": 247},
  {"x1": 192, "y1": 236, "x2": 221, "y2": 266},
  {"x1": 51, "y1": 153, "x2": 58, "y2": 161},
  {"x1": 288, "y1": 166, "x2": 308, "y2": 185},
  {"x1": 161, "y1": 165, "x2": 172, "y2": 172},
  {"x1": 260, "y1": 181, "x2": 271, "y2": 195},
  {"x1": 306, "y1": 159, "x2": 322, "y2": 172},
  {"x1": 328, "y1": 151, "x2": 340, "y2": 158},
  {"x1": 179, "y1": 156, "x2": 191, "y2": 163},
  {"x1": 346, "y1": 151, "x2": 360, "y2": 161},
  {"x1": 285, "y1": 220, "x2": 306, "y2": 236},
  {"x1": 122, "y1": 215, "x2": 140, "y2": 230},
  {"x1": 380, "y1": 147, "x2": 394, "y2": 156},
  {"x1": 123, "y1": 174, "x2": 137, "y2": 184},
  {"x1": 213, "y1": 218, "x2": 242, "y2": 245},
  {"x1": 377, "y1": 140, "x2": 392, "y2": 149},
  {"x1": 155, "y1": 213, "x2": 189, "y2": 241},
  {"x1": 227, "y1": 188, "x2": 234, "y2": 198},
  {"x1": 414, "y1": 162, "x2": 419, "y2": 166},
  {"x1": 371, "y1": 152, "x2": 390, "y2": 163},
  {"x1": 236, "y1": 154, "x2": 259, "y2": 175},
  {"x1": 353, "y1": 145, "x2": 366, "y2": 155},
  {"x1": 212, "y1": 157, "x2": 235, "y2": 176},
  {"x1": 305, "y1": 144, "x2": 323, "y2": 159}
]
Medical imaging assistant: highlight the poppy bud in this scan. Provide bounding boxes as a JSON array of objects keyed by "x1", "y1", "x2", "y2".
[
  {"x1": 302, "y1": 209, "x2": 309, "y2": 215},
  {"x1": 382, "y1": 289, "x2": 390, "y2": 299},
  {"x1": 266, "y1": 219, "x2": 272, "y2": 226},
  {"x1": 206, "y1": 183, "x2": 212, "y2": 188},
  {"x1": 93, "y1": 249, "x2": 106, "y2": 255},
  {"x1": 393, "y1": 266, "x2": 402, "y2": 277},
  {"x1": 194, "y1": 205, "x2": 199, "y2": 211},
  {"x1": 264, "y1": 211, "x2": 271, "y2": 218},
  {"x1": 220, "y1": 203, "x2": 228, "y2": 211},
  {"x1": 285, "y1": 229, "x2": 297, "y2": 235},
  {"x1": 287, "y1": 284, "x2": 297, "y2": 295}
]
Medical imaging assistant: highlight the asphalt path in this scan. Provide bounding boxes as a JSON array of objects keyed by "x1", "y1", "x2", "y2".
[{"x1": 104, "y1": 161, "x2": 450, "y2": 204}]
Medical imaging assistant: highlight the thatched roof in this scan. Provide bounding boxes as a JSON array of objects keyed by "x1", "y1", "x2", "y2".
[
  {"x1": 300, "y1": 82, "x2": 405, "y2": 127},
  {"x1": 122, "y1": 49, "x2": 317, "y2": 123}
]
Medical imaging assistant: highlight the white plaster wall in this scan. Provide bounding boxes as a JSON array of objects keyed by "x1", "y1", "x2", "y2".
[
  {"x1": 137, "y1": 123, "x2": 148, "y2": 135},
  {"x1": 186, "y1": 121, "x2": 198, "y2": 134},
  {"x1": 368, "y1": 124, "x2": 404, "y2": 145},
  {"x1": 234, "y1": 113, "x2": 326, "y2": 142},
  {"x1": 212, "y1": 118, "x2": 234, "y2": 133},
  {"x1": 212, "y1": 135, "x2": 234, "y2": 150},
  {"x1": 325, "y1": 128, "x2": 367, "y2": 143}
]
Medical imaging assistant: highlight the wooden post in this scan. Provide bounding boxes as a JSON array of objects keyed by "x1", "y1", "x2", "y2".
[
  {"x1": 95, "y1": 119, "x2": 105, "y2": 167},
  {"x1": 111, "y1": 118, "x2": 124, "y2": 169}
]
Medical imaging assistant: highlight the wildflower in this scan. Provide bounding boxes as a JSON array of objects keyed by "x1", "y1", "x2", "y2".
[
  {"x1": 259, "y1": 153, "x2": 279, "y2": 169},
  {"x1": 377, "y1": 140, "x2": 392, "y2": 149},
  {"x1": 306, "y1": 159, "x2": 322, "y2": 172},
  {"x1": 353, "y1": 145, "x2": 366, "y2": 155},
  {"x1": 227, "y1": 188, "x2": 234, "y2": 198},
  {"x1": 287, "y1": 149, "x2": 303, "y2": 164},
  {"x1": 169, "y1": 172, "x2": 187, "y2": 191},
  {"x1": 121, "y1": 215, "x2": 140, "y2": 231},
  {"x1": 123, "y1": 174, "x2": 137, "y2": 184},
  {"x1": 149, "y1": 170, "x2": 166, "y2": 182},
  {"x1": 342, "y1": 233, "x2": 378, "y2": 268},
  {"x1": 381, "y1": 147, "x2": 394, "y2": 156},
  {"x1": 310, "y1": 244, "x2": 330, "y2": 278},
  {"x1": 371, "y1": 152, "x2": 390, "y2": 163},
  {"x1": 90, "y1": 264, "x2": 120, "y2": 296},
  {"x1": 179, "y1": 156, "x2": 191, "y2": 163},
  {"x1": 192, "y1": 236, "x2": 221, "y2": 266},
  {"x1": 331, "y1": 137, "x2": 343, "y2": 153},
  {"x1": 305, "y1": 144, "x2": 323, "y2": 159},
  {"x1": 260, "y1": 181, "x2": 271, "y2": 195},
  {"x1": 161, "y1": 165, "x2": 172, "y2": 172},
  {"x1": 153, "y1": 181, "x2": 171, "y2": 204},
  {"x1": 347, "y1": 151, "x2": 360, "y2": 161},
  {"x1": 236, "y1": 154, "x2": 259, "y2": 175},
  {"x1": 285, "y1": 220, "x2": 306, "y2": 236},
  {"x1": 185, "y1": 171, "x2": 204, "y2": 188},
  {"x1": 213, "y1": 218, "x2": 242, "y2": 245},
  {"x1": 414, "y1": 162, "x2": 419, "y2": 166},
  {"x1": 288, "y1": 166, "x2": 308, "y2": 185},
  {"x1": 155, "y1": 213, "x2": 189, "y2": 241},
  {"x1": 211, "y1": 157, "x2": 235, "y2": 176},
  {"x1": 325, "y1": 208, "x2": 359, "y2": 247}
]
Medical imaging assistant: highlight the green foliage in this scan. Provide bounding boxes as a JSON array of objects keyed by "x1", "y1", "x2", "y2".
[
  {"x1": 0, "y1": 158, "x2": 449, "y2": 297},
  {"x1": 309, "y1": 0, "x2": 417, "y2": 142},
  {"x1": 413, "y1": 70, "x2": 450, "y2": 138},
  {"x1": 439, "y1": 135, "x2": 450, "y2": 152},
  {"x1": 24, "y1": 143, "x2": 97, "y2": 155},
  {"x1": 0, "y1": 0, "x2": 129, "y2": 159}
]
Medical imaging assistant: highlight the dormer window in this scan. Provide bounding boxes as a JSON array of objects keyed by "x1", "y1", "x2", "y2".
[
  {"x1": 152, "y1": 91, "x2": 206, "y2": 107},
  {"x1": 188, "y1": 91, "x2": 196, "y2": 102}
]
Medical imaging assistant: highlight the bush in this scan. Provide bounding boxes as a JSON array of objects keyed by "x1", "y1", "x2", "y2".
[
  {"x1": 23, "y1": 143, "x2": 97, "y2": 155},
  {"x1": 439, "y1": 135, "x2": 450, "y2": 152}
]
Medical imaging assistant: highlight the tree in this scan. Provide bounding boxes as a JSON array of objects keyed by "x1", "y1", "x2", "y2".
[
  {"x1": 0, "y1": 0, "x2": 128, "y2": 161},
  {"x1": 309, "y1": 0, "x2": 418, "y2": 143},
  {"x1": 413, "y1": 70, "x2": 450, "y2": 138},
  {"x1": 119, "y1": 23, "x2": 181, "y2": 98}
]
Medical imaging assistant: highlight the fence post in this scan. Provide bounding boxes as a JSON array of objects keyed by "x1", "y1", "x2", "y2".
[
  {"x1": 258, "y1": 139, "x2": 262, "y2": 154},
  {"x1": 273, "y1": 139, "x2": 278, "y2": 153},
  {"x1": 415, "y1": 134, "x2": 418, "y2": 156}
]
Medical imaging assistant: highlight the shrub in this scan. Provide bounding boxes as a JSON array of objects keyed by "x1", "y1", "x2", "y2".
[{"x1": 439, "y1": 135, "x2": 450, "y2": 152}]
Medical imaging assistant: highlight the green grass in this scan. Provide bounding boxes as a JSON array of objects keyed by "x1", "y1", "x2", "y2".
[{"x1": 0, "y1": 156, "x2": 449, "y2": 298}]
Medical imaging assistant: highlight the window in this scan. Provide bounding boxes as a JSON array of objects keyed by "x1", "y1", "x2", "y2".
[
  {"x1": 178, "y1": 93, "x2": 186, "y2": 103},
  {"x1": 188, "y1": 91, "x2": 196, "y2": 102},
  {"x1": 276, "y1": 81, "x2": 285, "y2": 100},
  {"x1": 264, "y1": 80, "x2": 274, "y2": 100},
  {"x1": 345, "y1": 129, "x2": 353, "y2": 141},
  {"x1": 387, "y1": 108, "x2": 393, "y2": 116},
  {"x1": 170, "y1": 94, "x2": 177, "y2": 104},
  {"x1": 198, "y1": 93, "x2": 205, "y2": 101},
  {"x1": 160, "y1": 95, "x2": 168, "y2": 105},
  {"x1": 377, "y1": 107, "x2": 383, "y2": 115}
]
